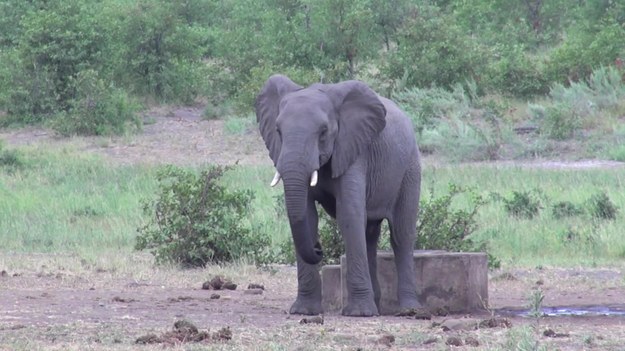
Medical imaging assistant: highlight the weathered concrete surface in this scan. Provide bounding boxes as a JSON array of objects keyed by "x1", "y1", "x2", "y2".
[
  {"x1": 322, "y1": 251, "x2": 488, "y2": 315},
  {"x1": 321, "y1": 265, "x2": 342, "y2": 313}
]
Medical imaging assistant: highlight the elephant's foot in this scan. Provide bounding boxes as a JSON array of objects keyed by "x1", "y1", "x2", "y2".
[
  {"x1": 289, "y1": 297, "x2": 323, "y2": 315},
  {"x1": 395, "y1": 296, "x2": 430, "y2": 319},
  {"x1": 342, "y1": 299, "x2": 379, "y2": 317}
]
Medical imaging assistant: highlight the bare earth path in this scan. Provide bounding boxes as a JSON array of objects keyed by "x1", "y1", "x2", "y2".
[{"x1": 2, "y1": 107, "x2": 625, "y2": 350}]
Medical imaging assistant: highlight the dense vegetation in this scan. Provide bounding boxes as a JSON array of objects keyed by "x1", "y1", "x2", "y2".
[{"x1": 0, "y1": 0, "x2": 624, "y2": 147}]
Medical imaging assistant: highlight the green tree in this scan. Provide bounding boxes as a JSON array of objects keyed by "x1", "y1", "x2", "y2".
[
  {"x1": 8, "y1": 0, "x2": 113, "y2": 118},
  {"x1": 387, "y1": 3, "x2": 483, "y2": 89}
]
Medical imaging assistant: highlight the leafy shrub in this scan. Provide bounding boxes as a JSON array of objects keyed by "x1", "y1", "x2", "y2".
[
  {"x1": 120, "y1": 1, "x2": 211, "y2": 103},
  {"x1": 552, "y1": 201, "x2": 584, "y2": 219},
  {"x1": 52, "y1": 70, "x2": 141, "y2": 136},
  {"x1": 136, "y1": 165, "x2": 271, "y2": 267},
  {"x1": 387, "y1": 4, "x2": 484, "y2": 89},
  {"x1": 0, "y1": 141, "x2": 24, "y2": 173},
  {"x1": 586, "y1": 191, "x2": 619, "y2": 220},
  {"x1": 484, "y1": 45, "x2": 549, "y2": 98},
  {"x1": 8, "y1": 0, "x2": 112, "y2": 119},
  {"x1": 417, "y1": 184, "x2": 499, "y2": 268},
  {"x1": 546, "y1": 19, "x2": 625, "y2": 84},
  {"x1": 317, "y1": 211, "x2": 344, "y2": 265},
  {"x1": 503, "y1": 191, "x2": 543, "y2": 219},
  {"x1": 543, "y1": 104, "x2": 580, "y2": 140}
]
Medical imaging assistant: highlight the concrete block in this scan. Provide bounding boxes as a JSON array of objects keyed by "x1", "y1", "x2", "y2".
[
  {"x1": 321, "y1": 265, "x2": 342, "y2": 313},
  {"x1": 322, "y1": 250, "x2": 488, "y2": 315}
]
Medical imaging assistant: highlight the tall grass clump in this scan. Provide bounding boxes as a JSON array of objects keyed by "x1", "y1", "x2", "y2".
[
  {"x1": 395, "y1": 83, "x2": 510, "y2": 161},
  {"x1": 532, "y1": 66, "x2": 625, "y2": 140}
]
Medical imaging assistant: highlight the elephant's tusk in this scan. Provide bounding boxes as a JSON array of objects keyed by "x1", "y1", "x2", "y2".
[
  {"x1": 310, "y1": 170, "x2": 318, "y2": 187},
  {"x1": 270, "y1": 171, "x2": 281, "y2": 187}
]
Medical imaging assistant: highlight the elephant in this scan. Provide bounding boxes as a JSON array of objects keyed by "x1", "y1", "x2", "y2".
[{"x1": 255, "y1": 75, "x2": 422, "y2": 317}]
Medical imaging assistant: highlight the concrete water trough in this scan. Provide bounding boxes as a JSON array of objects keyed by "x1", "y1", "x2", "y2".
[{"x1": 321, "y1": 250, "x2": 489, "y2": 315}]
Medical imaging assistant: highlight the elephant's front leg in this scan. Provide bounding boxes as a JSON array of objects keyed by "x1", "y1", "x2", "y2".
[
  {"x1": 337, "y1": 171, "x2": 378, "y2": 316},
  {"x1": 289, "y1": 200, "x2": 323, "y2": 315}
]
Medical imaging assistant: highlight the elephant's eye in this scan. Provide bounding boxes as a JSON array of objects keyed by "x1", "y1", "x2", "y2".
[
  {"x1": 276, "y1": 126, "x2": 282, "y2": 138},
  {"x1": 320, "y1": 126, "x2": 328, "y2": 138}
]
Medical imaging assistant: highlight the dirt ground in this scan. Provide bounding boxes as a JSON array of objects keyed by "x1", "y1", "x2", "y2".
[{"x1": 2, "y1": 108, "x2": 625, "y2": 350}]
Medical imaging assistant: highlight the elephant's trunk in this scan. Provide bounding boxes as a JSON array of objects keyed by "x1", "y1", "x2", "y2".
[{"x1": 280, "y1": 165, "x2": 323, "y2": 265}]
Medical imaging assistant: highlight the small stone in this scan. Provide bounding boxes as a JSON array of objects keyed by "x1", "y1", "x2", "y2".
[
  {"x1": 479, "y1": 317, "x2": 512, "y2": 329},
  {"x1": 441, "y1": 318, "x2": 479, "y2": 331},
  {"x1": 465, "y1": 336, "x2": 480, "y2": 346},
  {"x1": 536, "y1": 279, "x2": 544, "y2": 286},
  {"x1": 222, "y1": 282, "x2": 237, "y2": 290},
  {"x1": 543, "y1": 328, "x2": 569, "y2": 338},
  {"x1": 135, "y1": 334, "x2": 161, "y2": 344},
  {"x1": 299, "y1": 316, "x2": 324, "y2": 325},
  {"x1": 422, "y1": 336, "x2": 438, "y2": 345},
  {"x1": 395, "y1": 307, "x2": 431, "y2": 319},
  {"x1": 247, "y1": 283, "x2": 265, "y2": 290},
  {"x1": 376, "y1": 333, "x2": 395, "y2": 347},
  {"x1": 0, "y1": 270, "x2": 8, "y2": 277},
  {"x1": 210, "y1": 293, "x2": 220, "y2": 299},
  {"x1": 244, "y1": 288, "x2": 263, "y2": 295},
  {"x1": 213, "y1": 326, "x2": 232, "y2": 341},
  {"x1": 446, "y1": 336, "x2": 463, "y2": 346},
  {"x1": 174, "y1": 319, "x2": 198, "y2": 334}
]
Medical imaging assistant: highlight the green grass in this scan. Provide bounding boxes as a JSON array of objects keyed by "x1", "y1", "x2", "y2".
[
  {"x1": 1, "y1": 145, "x2": 624, "y2": 268},
  {"x1": 0, "y1": 146, "x2": 157, "y2": 254}
]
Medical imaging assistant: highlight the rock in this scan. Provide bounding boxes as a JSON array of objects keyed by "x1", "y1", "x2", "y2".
[
  {"x1": 375, "y1": 333, "x2": 395, "y2": 347},
  {"x1": 244, "y1": 288, "x2": 263, "y2": 295},
  {"x1": 299, "y1": 316, "x2": 324, "y2": 325},
  {"x1": 213, "y1": 326, "x2": 232, "y2": 341},
  {"x1": 174, "y1": 319, "x2": 198, "y2": 334},
  {"x1": 446, "y1": 336, "x2": 463, "y2": 346},
  {"x1": 440, "y1": 318, "x2": 479, "y2": 331},
  {"x1": 422, "y1": 336, "x2": 438, "y2": 345},
  {"x1": 247, "y1": 283, "x2": 265, "y2": 290},
  {"x1": 465, "y1": 336, "x2": 480, "y2": 346},
  {"x1": 479, "y1": 317, "x2": 512, "y2": 329},
  {"x1": 543, "y1": 328, "x2": 570, "y2": 338},
  {"x1": 210, "y1": 293, "x2": 220, "y2": 299}
]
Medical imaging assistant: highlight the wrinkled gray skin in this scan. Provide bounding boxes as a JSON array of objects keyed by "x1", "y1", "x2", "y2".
[{"x1": 256, "y1": 75, "x2": 422, "y2": 317}]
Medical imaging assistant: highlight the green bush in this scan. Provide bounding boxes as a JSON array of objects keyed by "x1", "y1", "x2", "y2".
[
  {"x1": 543, "y1": 104, "x2": 580, "y2": 140},
  {"x1": 52, "y1": 70, "x2": 141, "y2": 136},
  {"x1": 483, "y1": 45, "x2": 549, "y2": 97},
  {"x1": 586, "y1": 191, "x2": 619, "y2": 220},
  {"x1": 503, "y1": 190, "x2": 543, "y2": 219},
  {"x1": 136, "y1": 165, "x2": 271, "y2": 267},
  {"x1": 387, "y1": 4, "x2": 483, "y2": 89},
  {"x1": 119, "y1": 1, "x2": 211, "y2": 103},
  {"x1": 8, "y1": 0, "x2": 112, "y2": 119},
  {"x1": 0, "y1": 141, "x2": 25, "y2": 173},
  {"x1": 552, "y1": 201, "x2": 584, "y2": 219}
]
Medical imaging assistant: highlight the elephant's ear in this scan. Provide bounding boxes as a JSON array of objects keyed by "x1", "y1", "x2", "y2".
[
  {"x1": 255, "y1": 75, "x2": 302, "y2": 165},
  {"x1": 328, "y1": 81, "x2": 386, "y2": 178}
]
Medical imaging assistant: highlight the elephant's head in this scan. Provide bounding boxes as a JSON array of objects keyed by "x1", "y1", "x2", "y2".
[{"x1": 255, "y1": 75, "x2": 386, "y2": 264}]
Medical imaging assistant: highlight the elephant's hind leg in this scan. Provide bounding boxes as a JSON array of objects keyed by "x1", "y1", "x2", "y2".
[{"x1": 388, "y1": 168, "x2": 421, "y2": 312}]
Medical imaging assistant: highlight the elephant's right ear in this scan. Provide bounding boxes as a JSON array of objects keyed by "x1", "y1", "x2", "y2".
[{"x1": 255, "y1": 75, "x2": 302, "y2": 165}]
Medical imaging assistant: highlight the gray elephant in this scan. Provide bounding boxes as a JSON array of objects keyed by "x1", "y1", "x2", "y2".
[{"x1": 255, "y1": 75, "x2": 422, "y2": 317}]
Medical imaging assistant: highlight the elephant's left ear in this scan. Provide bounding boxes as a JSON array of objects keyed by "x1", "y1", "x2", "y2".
[{"x1": 328, "y1": 81, "x2": 386, "y2": 178}]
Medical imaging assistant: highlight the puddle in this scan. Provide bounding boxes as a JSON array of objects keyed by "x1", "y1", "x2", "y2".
[{"x1": 497, "y1": 305, "x2": 625, "y2": 317}]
